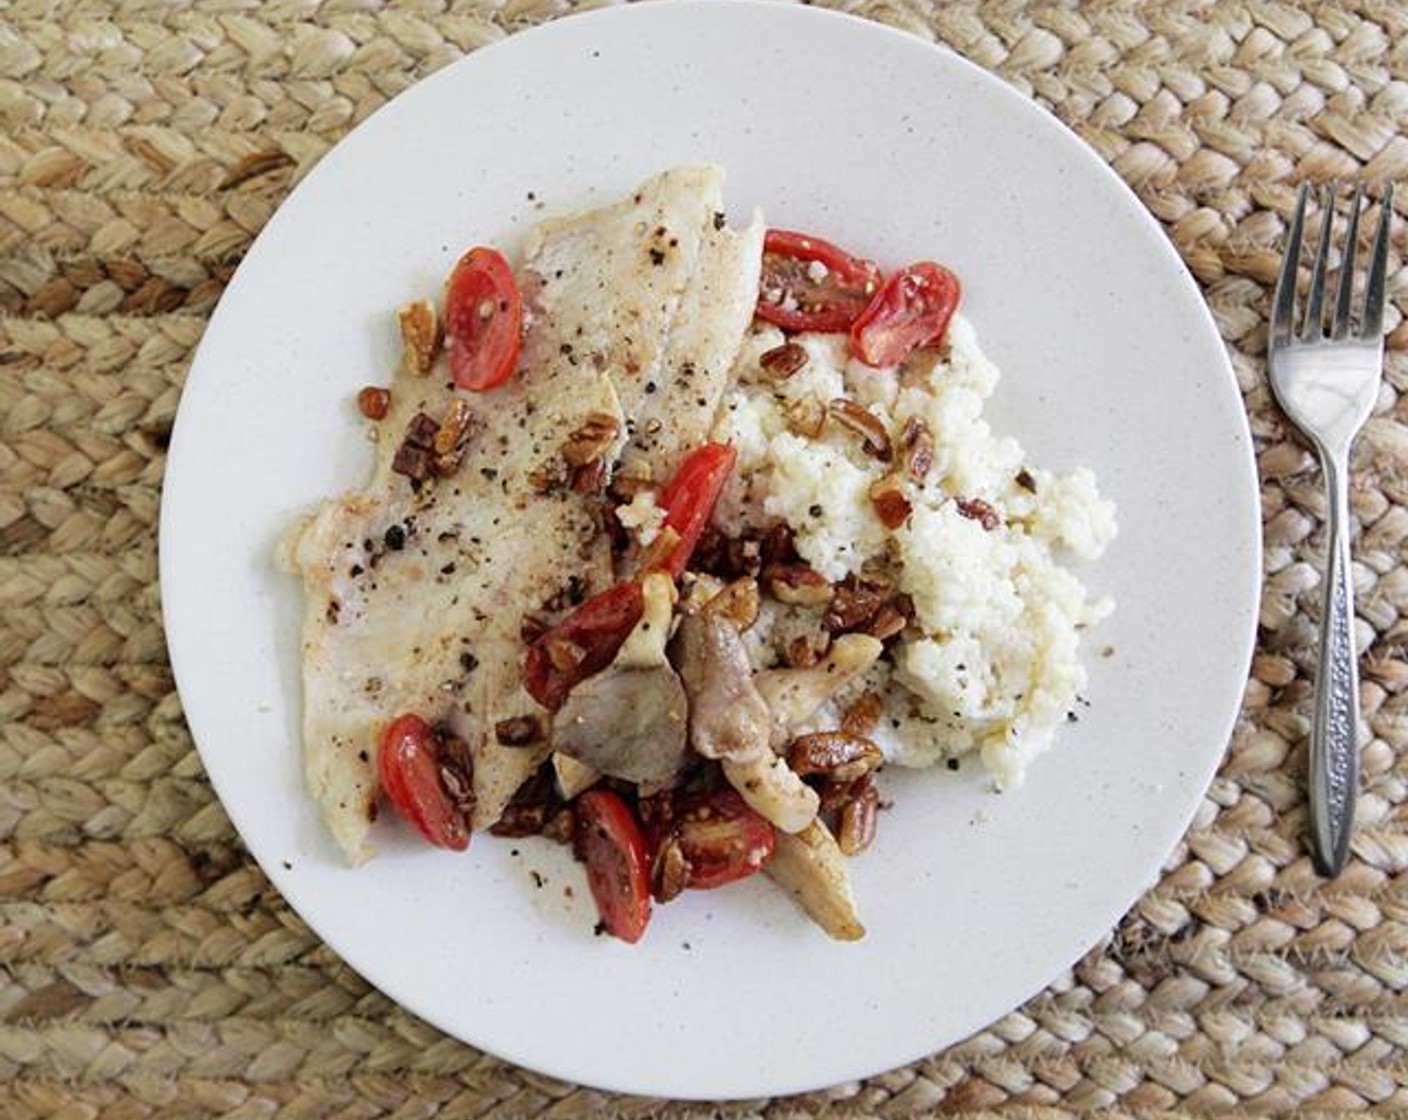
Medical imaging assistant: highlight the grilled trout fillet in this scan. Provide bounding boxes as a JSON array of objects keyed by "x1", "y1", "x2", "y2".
[{"x1": 281, "y1": 166, "x2": 764, "y2": 863}]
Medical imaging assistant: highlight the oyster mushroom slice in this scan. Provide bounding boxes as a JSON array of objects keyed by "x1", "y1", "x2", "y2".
[
  {"x1": 766, "y1": 818, "x2": 865, "y2": 941},
  {"x1": 672, "y1": 592, "x2": 818, "y2": 833},
  {"x1": 754, "y1": 633, "x2": 884, "y2": 744},
  {"x1": 721, "y1": 753, "x2": 818, "y2": 835},
  {"x1": 550, "y1": 573, "x2": 689, "y2": 788},
  {"x1": 672, "y1": 608, "x2": 771, "y2": 761}
]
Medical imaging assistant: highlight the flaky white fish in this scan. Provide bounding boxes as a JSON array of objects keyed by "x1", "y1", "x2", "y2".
[{"x1": 282, "y1": 166, "x2": 763, "y2": 862}]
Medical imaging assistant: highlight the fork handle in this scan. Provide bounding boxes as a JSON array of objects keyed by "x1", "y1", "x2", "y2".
[{"x1": 1309, "y1": 453, "x2": 1360, "y2": 877}]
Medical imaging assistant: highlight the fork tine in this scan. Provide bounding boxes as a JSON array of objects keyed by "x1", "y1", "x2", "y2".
[
  {"x1": 1330, "y1": 185, "x2": 1364, "y2": 340},
  {"x1": 1361, "y1": 182, "x2": 1394, "y2": 342},
  {"x1": 1302, "y1": 184, "x2": 1335, "y2": 339},
  {"x1": 1272, "y1": 184, "x2": 1309, "y2": 346}
]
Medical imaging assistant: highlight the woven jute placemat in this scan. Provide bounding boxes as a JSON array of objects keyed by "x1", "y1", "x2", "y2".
[{"x1": 3, "y1": 0, "x2": 1406, "y2": 1115}]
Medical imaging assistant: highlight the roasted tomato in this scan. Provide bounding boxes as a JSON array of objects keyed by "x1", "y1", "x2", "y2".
[
  {"x1": 654, "y1": 442, "x2": 737, "y2": 579},
  {"x1": 849, "y1": 261, "x2": 960, "y2": 368},
  {"x1": 444, "y1": 247, "x2": 523, "y2": 391},
  {"x1": 377, "y1": 714, "x2": 471, "y2": 850},
  {"x1": 669, "y1": 788, "x2": 776, "y2": 890},
  {"x1": 574, "y1": 789, "x2": 652, "y2": 943},
  {"x1": 755, "y1": 229, "x2": 882, "y2": 333},
  {"x1": 523, "y1": 581, "x2": 644, "y2": 710}
]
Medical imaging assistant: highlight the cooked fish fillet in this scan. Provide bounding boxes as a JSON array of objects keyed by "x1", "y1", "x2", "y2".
[
  {"x1": 521, "y1": 165, "x2": 764, "y2": 480},
  {"x1": 282, "y1": 166, "x2": 764, "y2": 863}
]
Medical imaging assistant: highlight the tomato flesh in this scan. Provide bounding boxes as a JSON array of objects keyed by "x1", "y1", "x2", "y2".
[
  {"x1": 574, "y1": 789, "x2": 652, "y2": 943},
  {"x1": 445, "y1": 247, "x2": 523, "y2": 391},
  {"x1": 670, "y1": 789, "x2": 776, "y2": 891},
  {"x1": 377, "y1": 714, "x2": 470, "y2": 850},
  {"x1": 755, "y1": 229, "x2": 882, "y2": 333},
  {"x1": 849, "y1": 261, "x2": 961, "y2": 368},
  {"x1": 654, "y1": 443, "x2": 737, "y2": 579},
  {"x1": 523, "y1": 581, "x2": 644, "y2": 711}
]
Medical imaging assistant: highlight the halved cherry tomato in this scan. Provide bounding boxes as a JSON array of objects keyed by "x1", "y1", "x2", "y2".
[
  {"x1": 654, "y1": 442, "x2": 737, "y2": 579},
  {"x1": 849, "y1": 261, "x2": 961, "y2": 368},
  {"x1": 523, "y1": 581, "x2": 644, "y2": 711},
  {"x1": 670, "y1": 789, "x2": 776, "y2": 891},
  {"x1": 444, "y1": 247, "x2": 523, "y2": 391},
  {"x1": 377, "y1": 714, "x2": 470, "y2": 850},
  {"x1": 755, "y1": 229, "x2": 883, "y2": 333},
  {"x1": 574, "y1": 789, "x2": 652, "y2": 943}
]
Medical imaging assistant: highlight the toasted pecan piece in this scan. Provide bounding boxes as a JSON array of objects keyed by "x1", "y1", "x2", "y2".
[{"x1": 398, "y1": 299, "x2": 442, "y2": 375}]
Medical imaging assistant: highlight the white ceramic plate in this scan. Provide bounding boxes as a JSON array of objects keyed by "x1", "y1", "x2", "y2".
[{"x1": 161, "y1": 1, "x2": 1259, "y2": 1100}]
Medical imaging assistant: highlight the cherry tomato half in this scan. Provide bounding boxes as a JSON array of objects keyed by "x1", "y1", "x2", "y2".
[
  {"x1": 523, "y1": 581, "x2": 644, "y2": 711},
  {"x1": 849, "y1": 261, "x2": 961, "y2": 368},
  {"x1": 574, "y1": 789, "x2": 652, "y2": 943},
  {"x1": 444, "y1": 247, "x2": 523, "y2": 391},
  {"x1": 755, "y1": 229, "x2": 883, "y2": 333},
  {"x1": 377, "y1": 714, "x2": 470, "y2": 850},
  {"x1": 654, "y1": 442, "x2": 737, "y2": 580},
  {"x1": 670, "y1": 788, "x2": 776, "y2": 891}
]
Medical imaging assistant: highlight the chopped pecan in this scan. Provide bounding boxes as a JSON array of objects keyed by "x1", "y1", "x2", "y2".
[
  {"x1": 785, "y1": 395, "x2": 827, "y2": 438},
  {"x1": 828, "y1": 398, "x2": 892, "y2": 461},
  {"x1": 760, "y1": 523, "x2": 798, "y2": 566},
  {"x1": 899, "y1": 416, "x2": 934, "y2": 482},
  {"x1": 705, "y1": 577, "x2": 761, "y2": 630},
  {"x1": 653, "y1": 836, "x2": 690, "y2": 903},
  {"x1": 1015, "y1": 468, "x2": 1037, "y2": 493},
  {"x1": 759, "y1": 341, "x2": 809, "y2": 379},
  {"x1": 868, "y1": 473, "x2": 912, "y2": 530},
  {"x1": 392, "y1": 442, "x2": 432, "y2": 481},
  {"x1": 542, "y1": 806, "x2": 576, "y2": 845},
  {"x1": 391, "y1": 411, "x2": 441, "y2": 481},
  {"x1": 686, "y1": 524, "x2": 729, "y2": 576},
  {"x1": 841, "y1": 691, "x2": 885, "y2": 737},
  {"x1": 787, "y1": 731, "x2": 885, "y2": 782},
  {"x1": 528, "y1": 460, "x2": 570, "y2": 494},
  {"x1": 398, "y1": 299, "x2": 442, "y2": 375},
  {"x1": 489, "y1": 803, "x2": 549, "y2": 837},
  {"x1": 571, "y1": 459, "x2": 607, "y2": 494},
  {"x1": 786, "y1": 631, "x2": 831, "y2": 668},
  {"x1": 404, "y1": 412, "x2": 439, "y2": 447},
  {"x1": 437, "y1": 733, "x2": 476, "y2": 821},
  {"x1": 867, "y1": 604, "x2": 908, "y2": 641},
  {"x1": 489, "y1": 762, "x2": 563, "y2": 837},
  {"x1": 837, "y1": 776, "x2": 879, "y2": 856},
  {"x1": 957, "y1": 497, "x2": 1000, "y2": 530},
  {"x1": 357, "y1": 386, "x2": 390, "y2": 420},
  {"x1": 825, "y1": 576, "x2": 888, "y2": 632},
  {"x1": 691, "y1": 527, "x2": 763, "y2": 581},
  {"x1": 765, "y1": 563, "x2": 834, "y2": 607},
  {"x1": 494, "y1": 715, "x2": 543, "y2": 746},
  {"x1": 817, "y1": 776, "x2": 862, "y2": 815},
  {"x1": 434, "y1": 399, "x2": 473, "y2": 456},
  {"x1": 431, "y1": 398, "x2": 476, "y2": 476},
  {"x1": 562, "y1": 411, "x2": 622, "y2": 468}
]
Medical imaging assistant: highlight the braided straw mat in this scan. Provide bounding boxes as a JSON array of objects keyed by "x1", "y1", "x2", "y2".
[{"x1": 3, "y1": 0, "x2": 1408, "y2": 1116}]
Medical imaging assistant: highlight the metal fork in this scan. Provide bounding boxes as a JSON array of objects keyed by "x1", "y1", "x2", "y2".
[{"x1": 1268, "y1": 182, "x2": 1394, "y2": 878}]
